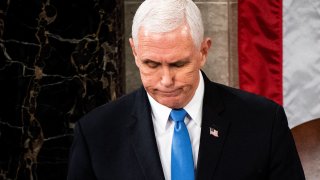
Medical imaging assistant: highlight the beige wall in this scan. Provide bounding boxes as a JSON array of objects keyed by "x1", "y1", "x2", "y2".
[{"x1": 124, "y1": 0, "x2": 238, "y2": 93}]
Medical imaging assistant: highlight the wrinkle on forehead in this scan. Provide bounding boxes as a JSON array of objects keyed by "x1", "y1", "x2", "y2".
[{"x1": 139, "y1": 25, "x2": 192, "y2": 46}]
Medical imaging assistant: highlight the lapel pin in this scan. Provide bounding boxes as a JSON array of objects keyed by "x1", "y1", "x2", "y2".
[{"x1": 209, "y1": 127, "x2": 219, "y2": 138}]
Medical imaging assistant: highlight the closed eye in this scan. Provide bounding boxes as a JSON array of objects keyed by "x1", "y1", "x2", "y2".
[
  {"x1": 170, "y1": 61, "x2": 188, "y2": 68},
  {"x1": 142, "y1": 60, "x2": 161, "y2": 68}
]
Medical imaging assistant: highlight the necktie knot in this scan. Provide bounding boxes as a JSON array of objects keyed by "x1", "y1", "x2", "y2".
[{"x1": 170, "y1": 109, "x2": 187, "y2": 122}]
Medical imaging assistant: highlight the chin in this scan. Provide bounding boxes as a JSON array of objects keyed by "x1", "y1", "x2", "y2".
[{"x1": 157, "y1": 98, "x2": 185, "y2": 109}]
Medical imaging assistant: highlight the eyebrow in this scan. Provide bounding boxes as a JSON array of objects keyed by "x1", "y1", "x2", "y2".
[
  {"x1": 141, "y1": 58, "x2": 190, "y2": 64},
  {"x1": 168, "y1": 58, "x2": 190, "y2": 66},
  {"x1": 141, "y1": 59, "x2": 156, "y2": 63}
]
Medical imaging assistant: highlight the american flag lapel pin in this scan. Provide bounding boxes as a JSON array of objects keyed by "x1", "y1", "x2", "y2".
[{"x1": 209, "y1": 127, "x2": 219, "y2": 138}]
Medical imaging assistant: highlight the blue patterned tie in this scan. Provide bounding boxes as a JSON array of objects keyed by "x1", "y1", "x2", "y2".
[{"x1": 170, "y1": 109, "x2": 194, "y2": 180}]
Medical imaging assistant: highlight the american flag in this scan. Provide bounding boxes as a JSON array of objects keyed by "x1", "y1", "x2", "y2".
[{"x1": 210, "y1": 127, "x2": 219, "y2": 138}]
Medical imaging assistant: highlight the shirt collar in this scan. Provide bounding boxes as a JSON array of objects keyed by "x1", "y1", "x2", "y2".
[
  {"x1": 147, "y1": 71, "x2": 205, "y2": 131},
  {"x1": 147, "y1": 93, "x2": 172, "y2": 131}
]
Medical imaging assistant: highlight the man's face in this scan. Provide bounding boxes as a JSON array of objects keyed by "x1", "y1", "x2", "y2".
[{"x1": 130, "y1": 25, "x2": 211, "y2": 109}]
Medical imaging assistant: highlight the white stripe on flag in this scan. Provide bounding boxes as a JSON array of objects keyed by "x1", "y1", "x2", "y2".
[{"x1": 283, "y1": 0, "x2": 320, "y2": 128}]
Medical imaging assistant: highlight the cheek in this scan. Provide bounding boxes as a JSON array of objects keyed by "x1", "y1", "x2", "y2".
[
  {"x1": 140, "y1": 71, "x2": 159, "y2": 87},
  {"x1": 176, "y1": 67, "x2": 199, "y2": 83}
]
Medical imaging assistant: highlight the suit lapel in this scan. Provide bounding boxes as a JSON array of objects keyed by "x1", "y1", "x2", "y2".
[
  {"x1": 196, "y1": 74, "x2": 231, "y2": 180},
  {"x1": 128, "y1": 88, "x2": 165, "y2": 180}
]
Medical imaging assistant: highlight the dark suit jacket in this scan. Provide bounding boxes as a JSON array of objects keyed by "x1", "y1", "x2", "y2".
[{"x1": 68, "y1": 73, "x2": 305, "y2": 180}]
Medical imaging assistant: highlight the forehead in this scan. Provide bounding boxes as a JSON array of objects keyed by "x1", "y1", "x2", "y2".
[{"x1": 137, "y1": 25, "x2": 196, "y2": 60}]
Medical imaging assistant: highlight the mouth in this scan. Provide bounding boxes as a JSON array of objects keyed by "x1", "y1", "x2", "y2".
[{"x1": 157, "y1": 89, "x2": 182, "y2": 97}]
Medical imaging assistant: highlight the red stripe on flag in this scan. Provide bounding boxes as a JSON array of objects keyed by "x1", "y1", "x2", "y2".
[{"x1": 238, "y1": 0, "x2": 283, "y2": 105}]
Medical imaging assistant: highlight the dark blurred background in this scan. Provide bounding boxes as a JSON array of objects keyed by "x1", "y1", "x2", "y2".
[{"x1": 0, "y1": 0, "x2": 124, "y2": 179}]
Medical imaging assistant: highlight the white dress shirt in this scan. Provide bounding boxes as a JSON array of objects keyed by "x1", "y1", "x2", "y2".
[{"x1": 147, "y1": 71, "x2": 204, "y2": 180}]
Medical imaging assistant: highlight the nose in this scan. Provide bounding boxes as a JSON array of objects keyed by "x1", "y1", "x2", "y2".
[{"x1": 160, "y1": 67, "x2": 174, "y2": 87}]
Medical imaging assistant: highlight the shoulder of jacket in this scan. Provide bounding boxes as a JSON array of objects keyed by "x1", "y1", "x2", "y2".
[
  {"x1": 210, "y1": 82, "x2": 281, "y2": 111},
  {"x1": 77, "y1": 88, "x2": 142, "y2": 129}
]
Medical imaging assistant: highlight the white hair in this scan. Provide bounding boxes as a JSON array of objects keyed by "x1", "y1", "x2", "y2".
[{"x1": 131, "y1": 0, "x2": 204, "y2": 49}]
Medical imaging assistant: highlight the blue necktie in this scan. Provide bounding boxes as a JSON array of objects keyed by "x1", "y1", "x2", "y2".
[{"x1": 170, "y1": 109, "x2": 194, "y2": 180}]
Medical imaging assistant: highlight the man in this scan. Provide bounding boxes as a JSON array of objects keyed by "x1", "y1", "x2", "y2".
[{"x1": 68, "y1": 0, "x2": 305, "y2": 179}]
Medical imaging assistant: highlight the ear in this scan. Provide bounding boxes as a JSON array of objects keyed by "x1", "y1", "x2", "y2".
[
  {"x1": 129, "y1": 38, "x2": 140, "y2": 68},
  {"x1": 129, "y1": 38, "x2": 138, "y2": 57},
  {"x1": 199, "y1": 37, "x2": 212, "y2": 67}
]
